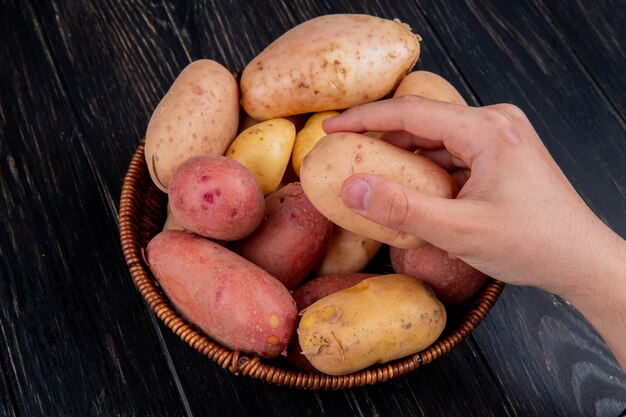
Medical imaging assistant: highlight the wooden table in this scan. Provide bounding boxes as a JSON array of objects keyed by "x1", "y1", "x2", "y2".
[{"x1": 1, "y1": 1, "x2": 625, "y2": 416}]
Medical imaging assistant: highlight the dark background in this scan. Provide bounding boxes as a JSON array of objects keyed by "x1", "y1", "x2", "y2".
[{"x1": 1, "y1": 1, "x2": 625, "y2": 416}]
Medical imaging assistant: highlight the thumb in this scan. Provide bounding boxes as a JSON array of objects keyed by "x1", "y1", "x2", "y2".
[{"x1": 341, "y1": 174, "x2": 477, "y2": 250}]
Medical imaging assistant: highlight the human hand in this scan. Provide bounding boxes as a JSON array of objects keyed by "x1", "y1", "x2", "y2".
[
  {"x1": 323, "y1": 97, "x2": 625, "y2": 345},
  {"x1": 323, "y1": 96, "x2": 626, "y2": 369}
]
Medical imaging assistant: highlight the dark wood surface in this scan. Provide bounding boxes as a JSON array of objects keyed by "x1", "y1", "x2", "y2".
[{"x1": 1, "y1": 0, "x2": 624, "y2": 416}]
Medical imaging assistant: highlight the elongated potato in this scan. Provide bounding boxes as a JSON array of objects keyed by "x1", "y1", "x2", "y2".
[
  {"x1": 146, "y1": 230, "x2": 297, "y2": 358},
  {"x1": 298, "y1": 274, "x2": 446, "y2": 375},
  {"x1": 315, "y1": 227, "x2": 382, "y2": 276},
  {"x1": 300, "y1": 132, "x2": 456, "y2": 248},
  {"x1": 226, "y1": 119, "x2": 296, "y2": 195},
  {"x1": 394, "y1": 70, "x2": 467, "y2": 105},
  {"x1": 237, "y1": 183, "x2": 333, "y2": 289},
  {"x1": 145, "y1": 60, "x2": 239, "y2": 192},
  {"x1": 240, "y1": 14, "x2": 421, "y2": 120},
  {"x1": 391, "y1": 244, "x2": 488, "y2": 305},
  {"x1": 292, "y1": 111, "x2": 341, "y2": 177}
]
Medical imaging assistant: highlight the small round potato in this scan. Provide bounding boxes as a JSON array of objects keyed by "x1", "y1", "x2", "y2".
[
  {"x1": 145, "y1": 60, "x2": 239, "y2": 192},
  {"x1": 168, "y1": 155, "x2": 265, "y2": 241},
  {"x1": 298, "y1": 274, "x2": 446, "y2": 375},
  {"x1": 226, "y1": 118, "x2": 296, "y2": 195}
]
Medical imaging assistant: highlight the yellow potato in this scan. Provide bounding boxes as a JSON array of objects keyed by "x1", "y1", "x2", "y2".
[
  {"x1": 394, "y1": 70, "x2": 467, "y2": 105},
  {"x1": 145, "y1": 60, "x2": 239, "y2": 192},
  {"x1": 315, "y1": 227, "x2": 382, "y2": 276},
  {"x1": 292, "y1": 111, "x2": 340, "y2": 177},
  {"x1": 298, "y1": 274, "x2": 446, "y2": 375},
  {"x1": 226, "y1": 118, "x2": 296, "y2": 195},
  {"x1": 300, "y1": 132, "x2": 456, "y2": 248},
  {"x1": 240, "y1": 14, "x2": 421, "y2": 120},
  {"x1": 162, "y1": 201, "x2": 185, "y2": 232}
]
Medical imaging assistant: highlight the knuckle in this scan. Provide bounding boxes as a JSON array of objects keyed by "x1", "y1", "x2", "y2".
[
  {"x1": 396, "y1": 94, "x2": 425, "y2": 106},
  {"x1": 385, "y1": 188, "x2": 411, "y2": 228},
  {"x1": 483, "y1": 106, "x2": 518, "y2": 138},
  {"x1": 494, "y1": 103, "x2": 526, "y2": 120}
]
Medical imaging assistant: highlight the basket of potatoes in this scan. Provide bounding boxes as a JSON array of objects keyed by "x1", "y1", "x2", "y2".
[{"x1": 119, "y1": 14, "x2": 504, "y2": 389}]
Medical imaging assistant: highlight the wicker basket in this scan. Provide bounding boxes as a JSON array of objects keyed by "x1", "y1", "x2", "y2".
[{"x1": 118, "y1": 139, "x2": 504, "y2": 389}]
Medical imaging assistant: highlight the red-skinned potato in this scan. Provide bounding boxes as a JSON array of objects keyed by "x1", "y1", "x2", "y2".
[
  {"x1": 168, "y1": 155, "x2": 265, "y2": 241},
  {"x1": 236, "y1": 183, "x2": 333, "y2": 290},
  {"x1": 390, "y1": 244, "x2": 488, "y2": 305},
  {"x1": 287, "y1": 273, "x2": 376, "y2": 371},
  {"x1": 145, "y1": 230, "x2": 297, "y2": 358}
]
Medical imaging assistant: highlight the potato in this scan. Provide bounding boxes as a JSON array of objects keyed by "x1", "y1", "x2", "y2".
[
  {"x1": 298, "y1": 274, "x2": 446, "y2": 375},
  {"x1": 236, "y1": 183, "x2": 332, "y2": 290},
  {"x1": 394, "y1": 70, "x2": 467, "y2": 105},
  {"x1": 162, "y1": 201, "x2": 185, "y2": 231},
  {"x1": 287, "y1": 273, "x2": 376, "y2": 370},
  {"x1": 391, "y1": 244, "x2": 488, "y2": 305},
  {"x1": 238, "y1": 111, "x2": 308, "y2": 136},
  {"x1": 300, "y1": 132, "x2": 456, "y2": 248},
  {"x1": 168, "y1": 155, "x2": 264, "y2": 241},
  {"x1": 292, "y1": 273, "x2": 377, "y2": 312},
  {"x1": 145, "y1": 230, "x2": 297, "y2": 358},
  {"x1": 292, "y1": 111, "x2": 341, "y2": 177},
  {"x1": 315, "y1": 227, "x2": 382, "y2": 276},
  {"x1": 226, "y1": 118, "x2": 296, "y2": 195},
  {"x1": 240, "y1": 14, "x2": 421, "y2": 120},
  {"x1": 145, "y1": 60, "x2": 239, "y2": 192}
]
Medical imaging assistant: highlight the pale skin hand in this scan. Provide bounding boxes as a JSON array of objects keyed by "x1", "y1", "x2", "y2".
[{"x1": 323, "y1": 95, "x2": 626, "y2": 371}]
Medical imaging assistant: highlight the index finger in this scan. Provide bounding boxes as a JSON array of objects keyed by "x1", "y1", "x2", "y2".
[{"x1": 324, "y1": 95, "x2": 494, "y2": 166}]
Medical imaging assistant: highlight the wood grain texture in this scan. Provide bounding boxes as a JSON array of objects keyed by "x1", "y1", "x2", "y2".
[
  {"x1": 532, "y1": 0, "x2": 626, "y2": 120},
  {"x1": 417, "y1": 0, "x2": 626, "y2": 415},
  {"x1": 0, "y1": 1, "x2": 188, "y2": 416},
  {"x1": 1, "y1": 0, "x2": 624, "y2": 416},
  {"x1": 0, "y1": 361, "x2": 17, "y2": 417}
]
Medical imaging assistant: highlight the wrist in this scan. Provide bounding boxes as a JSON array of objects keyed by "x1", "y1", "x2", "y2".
[{"x1": 554, "y1": 219, "x2": 626, "y2": 369}]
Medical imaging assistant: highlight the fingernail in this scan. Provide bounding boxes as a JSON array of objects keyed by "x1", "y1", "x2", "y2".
[
  {"x1": 342, "y1": 178, "x2": 371, "y2": 211},
  {"x1": 322, "y1": 117, "x2": 337, "y2": 133}
]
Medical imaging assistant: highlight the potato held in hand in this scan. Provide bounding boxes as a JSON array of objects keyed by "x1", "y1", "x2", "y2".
[
  {"x1": 300, "y1": 132, "x2": 456, "y2": 248},
  {"x1": 237, "y1": 183, "x2": 332, "y2": 289},
  {"x1": 298, "y1": 274, "x2": 446, "y2": 375},
  {"x1": 169, "y1": 155, "x2": 264, "y2": 241},
  {"x1": 391, "y1": 244, "x2": 488, "y2": 305},
  {"x1": 240, "y1": 14, "x2": 421, "y2": 120},
  {"x1": 146, "y1": 231, "x2": 297, "y2": 358},
  {"x1": 145, "y1": 60, "x2": 239, "y2": 192}
]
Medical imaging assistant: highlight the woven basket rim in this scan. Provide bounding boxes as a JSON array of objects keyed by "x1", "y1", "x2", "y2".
[{"x1": 118, "y1": 139, "x2": 504, "y2": 390}]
